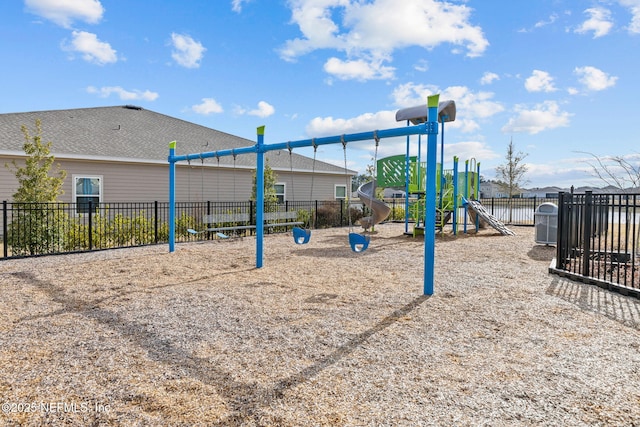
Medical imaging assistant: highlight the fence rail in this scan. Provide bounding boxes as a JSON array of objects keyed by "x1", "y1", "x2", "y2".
[
  {"x1": 1, "y1": 200, "x2": 361, "y2": 260},
  {"x1": 551, "y1": 191, "x2": 640, "y2": 297}
]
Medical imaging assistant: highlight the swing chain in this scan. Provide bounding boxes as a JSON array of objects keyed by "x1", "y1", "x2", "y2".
[{"x1": 341, "y1": 136, "x2": 353, "y2": 231}]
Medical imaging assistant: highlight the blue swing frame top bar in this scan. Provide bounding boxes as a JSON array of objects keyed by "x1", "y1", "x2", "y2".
[{"x1": 168, "y1": 94, "x2": 441, "y2": 295}]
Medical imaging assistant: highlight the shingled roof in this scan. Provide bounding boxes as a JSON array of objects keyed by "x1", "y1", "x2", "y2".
[{"x1": 0, "y1": 105, "x2": 350, "y2": 174}]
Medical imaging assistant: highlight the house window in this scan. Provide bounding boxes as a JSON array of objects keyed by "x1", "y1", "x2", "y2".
[
  {"x1": 274, "y1": 183, "x2": 285, "y2": 204},
  {"x1": 335, "y1": 184, "x2": 347, "y2": 200},
  {"x1": 74, "y1": 176, "x2": 102, "y2": 213}
]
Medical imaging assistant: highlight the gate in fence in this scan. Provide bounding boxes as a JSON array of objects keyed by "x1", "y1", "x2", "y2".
[{"x1": 550, "y1": 191, "x2": 640, "y2": 297}]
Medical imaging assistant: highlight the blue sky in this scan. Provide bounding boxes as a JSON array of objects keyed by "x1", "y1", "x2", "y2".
[{"x1": 2, "y1": 0, "x2": 639, "y2": 189}]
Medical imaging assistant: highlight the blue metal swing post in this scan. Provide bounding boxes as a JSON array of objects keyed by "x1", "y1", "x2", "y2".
[{"x1": 423, "y1": 95, "x2": 439, "y2": 295}]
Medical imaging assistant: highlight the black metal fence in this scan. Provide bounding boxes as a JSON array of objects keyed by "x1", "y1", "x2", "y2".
[
  {"x1": 552, "y1": 191, "x2": 640, "y2": 297},
  {"x1": 1, "y1": 200, "x2": 360, "y2": 260},
  {"x1": 381, "y1": 197, "x2": 555, "y2": 226},
  {"x1": 478, "y1": 197, "x2": 559, "y2": 226}
]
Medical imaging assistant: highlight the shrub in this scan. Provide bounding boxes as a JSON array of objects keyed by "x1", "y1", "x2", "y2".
[
  {"x1": 7, "y1": 205, "x2": 72, "y2": 256},
  {"x1": 389, "y1": 205, "x2": 405, "y2": 221},
  {"x1": 316, "y1": 203, "x2": 340, "y2": 228}
]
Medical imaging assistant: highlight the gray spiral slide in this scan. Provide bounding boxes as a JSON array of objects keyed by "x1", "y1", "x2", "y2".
[{"x1": 357, "y1": 181, "x2": 391, "y2": 230}]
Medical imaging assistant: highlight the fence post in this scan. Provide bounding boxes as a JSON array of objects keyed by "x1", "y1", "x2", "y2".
[
  {"x1": 249, "y1": 200, "x2": 255, "y2": 235},
  {"x1": 315, "y1": 200, "x2": 318, "y2": 228},
  {"x1": 206, "y1": 200, "x2": 211, "y2": 240},
  {"x1": 88, "y1": 201, "x2": 93, "y2": 251},
  {"x1": 556, "y1": 192, "x2": 565, "y2": 269},
  {"x1": 2, "y1": 201, "x2": 7, "y2": 259},
  {"x1": 154, "y1": 201, "x2": 159, "y2": 244},
  {"x1": 582, "y1": 191, "x2": 593, "y2": 277}
]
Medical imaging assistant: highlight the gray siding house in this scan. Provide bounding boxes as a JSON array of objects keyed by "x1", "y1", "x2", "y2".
[{"x1": 0, "y1": 105, "x2": 354, "y2": 206}]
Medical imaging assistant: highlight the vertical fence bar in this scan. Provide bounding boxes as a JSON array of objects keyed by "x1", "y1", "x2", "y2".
[
  {"x1": 556, "y1": 192, "x2": 565, "y2": 269},
  {"x1": 2, "y1": 201, "x2": 7, "y2": 259},
  {"x1": 88, "y1": 200, "x2": 93, "y2": 251},
  {"x1": 154, "y1": 201, "x2": 159, "y2": 244},
  {"x1": 581, "y1": 192, "x2": 593, "y2": 278},
  {"x1": 632, "y1": 195, "x2": 638, "y2": 289}
]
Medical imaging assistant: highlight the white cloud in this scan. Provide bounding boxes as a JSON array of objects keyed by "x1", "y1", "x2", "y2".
[
  {"x1": 306, "y1": 109, "x2": 416, "y2": 159},
  {"x1": 414, "y1": 59, "x2": 429, "y2": 72},
  {"x1": 445, "y1": 141, "x2": 501, "y2": 163},
  {"x1": 575, "y1": 7, "x2": 613, "y2": 38},
  {"x1": 25, "y1": 0, "x2": 104, "y2": 28},
  {"x1": 249, "y1": 101, "x2": 275, "y2": 118},
  {"x1": 524, "y1": 70, "x2": 557, "y2": 93},
  {"x1": 86, "y1": 86, "x2": 159, "y2": 101},
  {"x1": 323, "y1": 57, "x2": 395, "y2": 81},
  {"x1": 306, "y1": 110, "x2": 397, "y2": 137},
  {"x1": 534, "y1": 13, "x2": 559, "y2": 29},
  {"x1": 574, "y1": 66, "x2": 618, "y2": 91},
  {"x1": 501, "y1": 101, "x2": 572, "y2": 135},
  {"x1": 618, "y1": 0, "x2": 640, "y2": 33},
  {"x1": 170, "y1": 33, "x2": 206, "y2": 68},
  {"x1": 480, "y1": 72, "x2": 499, "y2": 85},
  {"x1": 512, "y1": 160, "x2": 594, "y2": 189},
  {"x1": 192, "y1": 98, "x2": 223, "y2": 115},
  {"x1": 231, "y1": 0, "x2": 251, "y2": 13},
  {"x1": 64, "y1": 31, "x2": 117, "y2": 65},
  {"x1": 234, "y1": 101, "x2": 275, "y2": 118},
  {"x1": 279, "y1": 0, "x2": 488, "y2": 81}
]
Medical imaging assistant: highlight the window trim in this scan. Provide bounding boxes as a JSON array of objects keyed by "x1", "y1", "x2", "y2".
[
  {"x1": 72, "y1": 175, "x2": 103, "y2": 214},
  {"x1": 274, "y1": 182, "x2": 286, "y2": 204},
  {"x1": 335, "y1": 184, "x2": 347, "y2": 200}
]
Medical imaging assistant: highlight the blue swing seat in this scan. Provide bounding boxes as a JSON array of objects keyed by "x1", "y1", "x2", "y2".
[
  {"x1": 349, "y1": 232, "x2": 370, "y2": 253},
  {"x1": 292, "y1": 227, "x2": 311, "y2": 244}
]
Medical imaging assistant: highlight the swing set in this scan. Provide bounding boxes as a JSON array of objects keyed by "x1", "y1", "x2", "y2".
[
  {"x1": 168, "y1": 94, "x2": 443, "y2": 295},
  {"x1": 185, "y1": 151, "x2": 278, "y2": 239},
  {"x1": 287, "y1": 137, "x2": 370, "y2": 251}
]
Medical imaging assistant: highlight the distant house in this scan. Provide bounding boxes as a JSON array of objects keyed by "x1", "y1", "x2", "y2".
[
  {"x1": 522, "y1": 187, "x2": 562, "y2": 198},
  {"x1": 478, "y1": 181, "x2": 510, "y2": 198},
  {"x1": 0, "y1": 106, "x2": 355, "y2": 207}
]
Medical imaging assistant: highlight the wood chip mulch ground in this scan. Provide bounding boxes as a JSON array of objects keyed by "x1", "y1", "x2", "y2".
[{"x1": 1, "y1": 223, "x2": 639, "y2": 426}]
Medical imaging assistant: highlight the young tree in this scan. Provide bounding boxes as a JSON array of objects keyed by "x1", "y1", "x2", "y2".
[
  {"x1": 250, "y1": 160, "x2": 279, "y2": 205},
  {"x1": 577, "y1": 151, "x2": 640, "y2": 189},
  {"x1": 5, "y1": 119, "x2": 67, "y2": 255},
  {"x1": 7, "y1": 119, "x2": 66, "y2": 202},
  {"x1": 495, "y1": 139, "x2": 528, "y2": 223},
  {"x1": 495, "y1": 139, "x2": 529, "y2": 198}
]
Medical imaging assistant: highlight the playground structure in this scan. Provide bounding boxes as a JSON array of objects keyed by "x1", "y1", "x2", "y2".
[
  {"x1": 376, "y1": 154, "x2": 481, "y2": 236},
  {"x1": 168, "y1": 94, "x2": 443, "y2": 295},
  {"x1": 356, "y1": 180, "x2": 391, "y2": 231}
]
